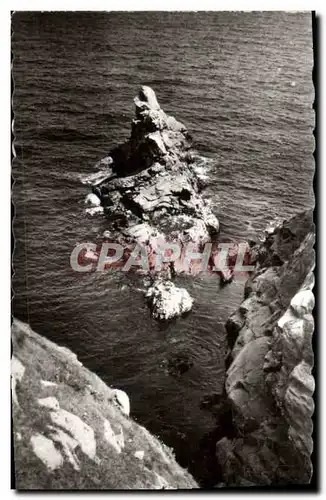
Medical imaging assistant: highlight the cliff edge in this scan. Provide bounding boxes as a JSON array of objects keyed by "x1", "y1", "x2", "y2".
[
  {"x1": 11, "y1": 319, "x2": 198, "y2": 490},
  {"x1": 216, "y1": 210, "x2": 315, "y2": 486}
]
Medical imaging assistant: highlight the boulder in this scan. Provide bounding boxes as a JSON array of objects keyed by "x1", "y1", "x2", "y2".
[
  {"x1": 111, "y1": 389, "x2": 130, "y2": 416},
  {"x1": 216, "y1": 210, "x2": 315, "y2": 486},
  {"x1": 84, "y1": 193, "x2": 101, "y2": 207},
  {"x1": 146, "y1": 280, "x2": 193, "y2": 320},
  {"x1": 290, "y1": 290, "x2": 314, "y2": 317}
]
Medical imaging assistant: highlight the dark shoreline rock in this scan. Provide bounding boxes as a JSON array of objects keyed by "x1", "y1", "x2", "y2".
[
  {"x1": 167, "y1": 352, "x2": 194, "y2": 378},
  {"x1": 216, "y1": 209, "x2": 315, "y2": 486}
]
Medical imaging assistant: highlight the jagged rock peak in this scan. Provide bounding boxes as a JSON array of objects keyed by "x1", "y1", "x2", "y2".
[
  {"x1": 131, "y1": 85, "x2": 188, "y2": 142},
  {"x1": 134, "y1": 86, "x2": 161, "y2": 113}
]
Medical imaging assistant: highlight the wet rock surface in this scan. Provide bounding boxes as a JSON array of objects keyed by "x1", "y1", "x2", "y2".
[
  {"x1": 11, "y1": 319, "x2": 198, "y2": 490},
  {"x1": 216, "y1": 210, "x2": 315, "y2": 486}
]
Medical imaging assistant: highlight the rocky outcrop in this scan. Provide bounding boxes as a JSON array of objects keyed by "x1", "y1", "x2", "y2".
[
  {"x1": 86, "y1": 86, "x2": 219, "y2": 248},
  {"x1": 11, "y1": 319, "x2": 198, "y2": 490},
  {"x1": 216, "y1": 210, "x2": 315, "y2": 486},
  {"x1": 146, "y1": 279, "x2": 194, "y2": 320}
]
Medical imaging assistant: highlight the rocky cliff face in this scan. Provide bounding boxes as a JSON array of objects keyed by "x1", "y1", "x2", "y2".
[
  {"x1": 11, "y1": 319, "x2": 198, "y2": 490},
  {"x1": 86, "y1": 86, "x2": 219, "y2": 247},
  {"x1": 216, "y1": 210, "x2": 315, "y2": 486},
  {"x1": 82, "y1": 86, "x2": 221, "y2": 321}
]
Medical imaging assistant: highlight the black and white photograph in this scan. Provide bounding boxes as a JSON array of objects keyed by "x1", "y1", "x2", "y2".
[{"x1": 10, "y1": 7, "x2": 316, "y2": 490}]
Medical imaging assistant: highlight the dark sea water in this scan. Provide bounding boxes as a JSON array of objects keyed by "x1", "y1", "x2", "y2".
[{"x1": 12, "y1": 11, "x2": 314, "y2": 485}]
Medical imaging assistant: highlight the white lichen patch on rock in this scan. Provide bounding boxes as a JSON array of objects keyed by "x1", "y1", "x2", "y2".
[
  {"x1": 134, "y1": 450, "x2": 145, "y2": 460},
  {"x1": 11, "y1": 356, "x2": 25, "y2": 382},
  {"x1": 85, "y1": 206, "x2": 104, "y2": 216},
  {"x1": 290, "y1": 290, "x2": 314, "y2": 317},
  {"x1": 47, "y1": 426, "x2": 81, "y2": 471},
  {"x1": 38, "y1": 397, "x2": 60, "y2": 411},
  {"x1": 146, "y1": 280, "x2": 193, "y2": 320},
  {"x1": 11, "y1": 356, "x2": 25, "y2": 406},
  {"x1": 50, "y1": 408, "x2": 96, "y2": 461},
  {"x1": 41, "y1": 380, "x2": 58, "y2": 388},
  {"x1": 30, "y1": 433, "x2": 63, "y2": 471}
]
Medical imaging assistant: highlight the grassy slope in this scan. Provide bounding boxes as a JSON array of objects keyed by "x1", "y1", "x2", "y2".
[{"x1": 11, "y1": 319, "x2": 198, "y2": 490}]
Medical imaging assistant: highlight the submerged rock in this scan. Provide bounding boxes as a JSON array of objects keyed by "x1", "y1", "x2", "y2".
[
  {"x1": 146, "y1": 280, "x2": 194, "y2": 320},
  {"x1": 167, "y1": 352, "x2": 194, "y2": 377},
  {"x1": 216, "y1": 209, "x2": 315, "y2": 486},
  {"x1": 11, "y1": 319, "x2": 198, "y2": 490},
  {"x1": 87, "y1": 86, "x2": 219, "y2": 247},
  {"x1": 220, "y1": 269, "x2": 234, "y2": 286}
]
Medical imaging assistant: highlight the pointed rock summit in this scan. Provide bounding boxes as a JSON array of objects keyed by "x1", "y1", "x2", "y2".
[
  {"x1": 128, "y1": 86, "x2": 192, "y2": 169},
  {"x1": 88, "y1": 86, "x2": 219, "y2": 248},
  {"x1": 134, "y1": 85, "x2": 161, "y2": 112}
]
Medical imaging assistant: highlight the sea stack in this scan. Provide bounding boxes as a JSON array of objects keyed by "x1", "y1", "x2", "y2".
[
  {"x1": 146, "y1": 279, "x2": 194, "y2": 320},
  {"x1": 88, "y1": 86, "x2": 219, "y2": 248}
]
